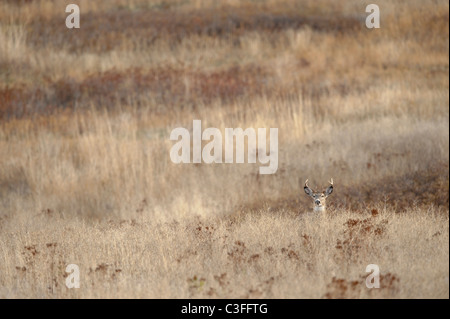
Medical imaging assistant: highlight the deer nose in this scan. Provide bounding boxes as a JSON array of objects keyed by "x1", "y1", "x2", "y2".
[{"x1": 315, "y1": 200, "x2": 321, "y2": 205}]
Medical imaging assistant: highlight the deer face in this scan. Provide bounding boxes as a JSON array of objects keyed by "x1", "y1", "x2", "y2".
[{"x1": 304, "y1": 179, "x2": 333, "y2": 211}]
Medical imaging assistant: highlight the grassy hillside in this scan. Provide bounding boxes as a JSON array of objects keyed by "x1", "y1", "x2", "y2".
[{"x1": 0, "y1": 0, "x2": 448, "y2": 298}]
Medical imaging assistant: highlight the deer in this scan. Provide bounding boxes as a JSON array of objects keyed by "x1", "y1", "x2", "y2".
[{"x1": 303, "y1": 178, "x2": 334, "y2": 213}]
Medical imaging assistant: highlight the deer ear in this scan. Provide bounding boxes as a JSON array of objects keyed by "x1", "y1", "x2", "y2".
[
  {"x1": 325, "y1": 184, "x2": 333, "y2": 196},
  {"x1": 303, "y1": 179, "x2": 315, "y2": 197},
  {"x1": 304, "y1": 186, "x2": 314, "y2": 197}
]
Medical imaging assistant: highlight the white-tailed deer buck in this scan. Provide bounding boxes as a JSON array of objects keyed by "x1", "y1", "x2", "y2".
[{"x1": 303, "y1": 178, "x2": 334, "y2": 212}]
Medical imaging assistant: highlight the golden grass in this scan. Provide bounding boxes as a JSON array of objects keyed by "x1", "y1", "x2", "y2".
[
  {"x1": 0, "y1": 0, "x2": 448, "y2": 298},
  {"x1": 0, "y1": 206, "x2": 448, "y2": 298}
]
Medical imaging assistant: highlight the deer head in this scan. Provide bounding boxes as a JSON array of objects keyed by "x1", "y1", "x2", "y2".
[{"x1": 303, "y1": 178, "x2": 333, "y2": 212}]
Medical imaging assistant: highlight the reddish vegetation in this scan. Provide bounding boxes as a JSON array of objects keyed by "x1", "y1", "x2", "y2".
[
  {"x1": 324, "y1": 273, "x2": 399, "y2": 299},
  {"x1": 0, "y1": 66, "x2": 270, "y2": 119}
]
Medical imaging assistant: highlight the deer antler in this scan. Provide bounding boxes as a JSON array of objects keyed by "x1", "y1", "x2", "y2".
[
  {"x1": 305, "y1": 179, "x2": 316, "y2": 191},
  {"x1": 304, "y1": 179, "x2": 316, "y2": 193},
  {"x1": 329, "y1": 178, "x2": 333, "y2": 186}
]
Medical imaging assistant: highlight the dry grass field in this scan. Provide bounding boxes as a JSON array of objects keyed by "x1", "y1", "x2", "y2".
[{"x1": 0, "y1": 0, "x2": 448, "y2": 298}]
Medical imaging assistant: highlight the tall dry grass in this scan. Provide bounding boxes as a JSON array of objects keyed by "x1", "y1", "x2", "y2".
[
  {"x1": 0, "y1": 0, "x2": 448, "y2": 298},
  {"x1": 0, "y1": 205, "x2": 448, "y2": 298}
]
